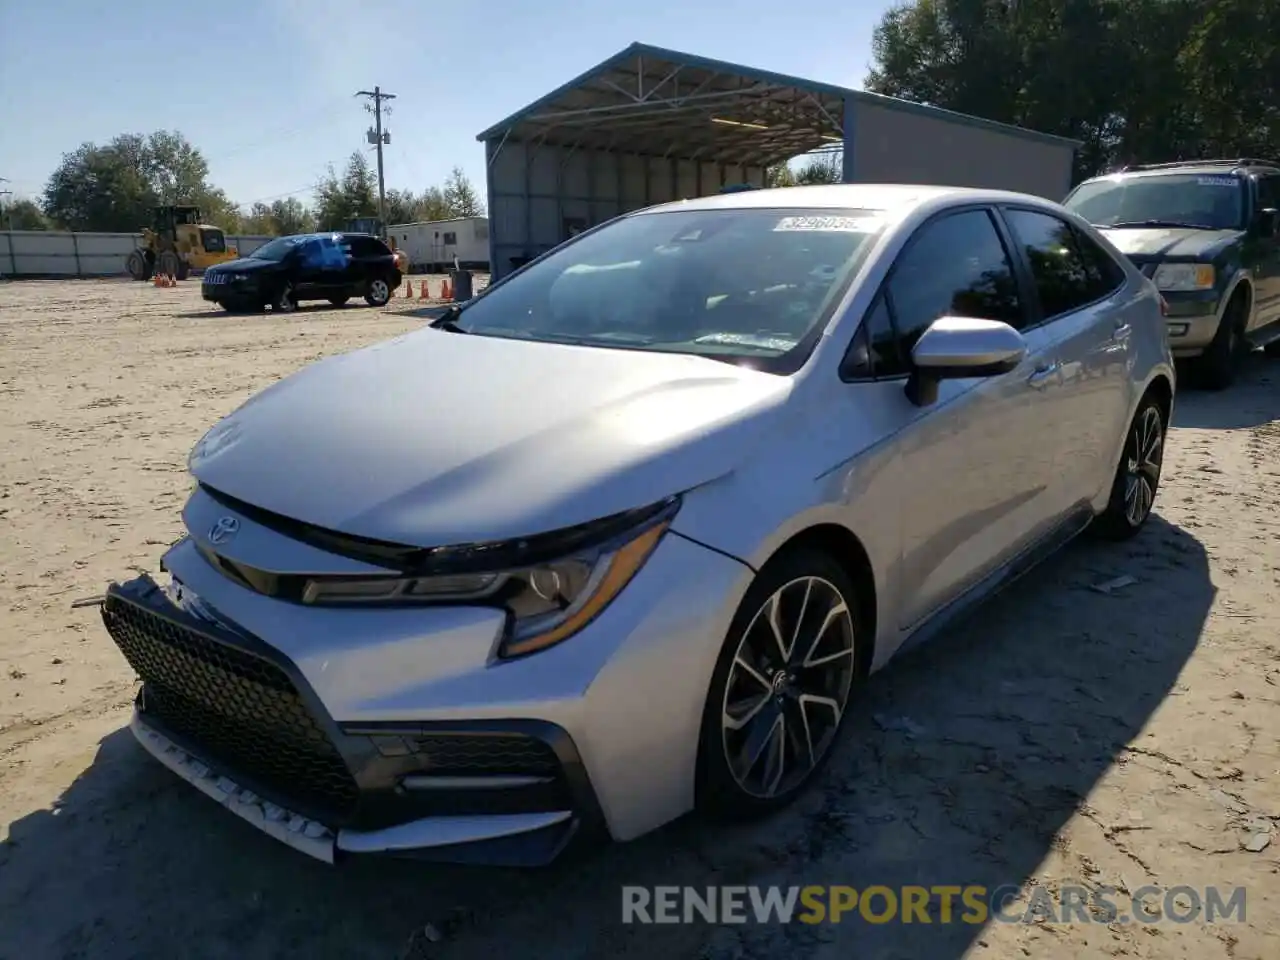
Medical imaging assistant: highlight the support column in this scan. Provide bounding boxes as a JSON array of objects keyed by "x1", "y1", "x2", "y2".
[{"x1": 842, "y1": 97, "x2": 858, "y2": 183}]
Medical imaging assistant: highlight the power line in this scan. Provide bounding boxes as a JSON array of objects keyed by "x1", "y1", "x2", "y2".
[{"x1": 355, "y1": 86, "x2": 395, "y2": 237}]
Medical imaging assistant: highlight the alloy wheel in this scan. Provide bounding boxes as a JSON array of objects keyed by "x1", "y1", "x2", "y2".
[
  {"x1": 368, "y1": 278, "x2": 390, "y2": 305},
  {"x1": 1123, "y1": 405, "x2": 1163, "y2": 526},
  {"x1": 721, "y1": 576, "x2": 856, "y2": 799}
]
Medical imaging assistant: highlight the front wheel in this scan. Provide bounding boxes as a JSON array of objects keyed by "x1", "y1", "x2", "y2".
[
  {"x1": 1092, "y1": 396, "x2": 1166, "y2": 540},
  {"x1": 697, "y1": 547, "x2": 863, "y2": 818},
  {"x1": 1193, "y1": 299, "x2": 1245, "y2": 390},
  {"x1": 364, "y1": 276, "x2": 392, "y2": 307},
  {"x1": 271, "y1": 282, "x2": 298, "y2": 313},
  {"x1": 126, "y1": 249, "x2": 151, "y2": 281}
]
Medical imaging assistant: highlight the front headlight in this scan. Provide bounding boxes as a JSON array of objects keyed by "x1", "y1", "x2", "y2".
[
  {"x1": 1152, "y1": 263, "x2": 1215, "y2": 291},
  {"x1": 230, "y1": 272, "x2": 252, "y2": 282},
  {"x1": 300, "y1": 497, "x2": 680, "y2": 658}
]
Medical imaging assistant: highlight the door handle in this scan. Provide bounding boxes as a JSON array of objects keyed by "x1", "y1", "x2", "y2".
[{"x1": 1026, "y1": 361, "x2": 1061, "y2": 388}]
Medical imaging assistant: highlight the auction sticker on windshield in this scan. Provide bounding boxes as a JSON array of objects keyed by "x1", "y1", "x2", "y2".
[
  {"x1": 1197, "y1": 176, "x2": 1238, "y2": 187},
  {"x1": 774, "y1": 215, "x2": 882, "y2": 233}
]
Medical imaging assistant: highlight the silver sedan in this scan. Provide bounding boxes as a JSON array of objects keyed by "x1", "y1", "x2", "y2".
[{"x1": 99, "y1": 183, "x2": 1174, "y2": 866}]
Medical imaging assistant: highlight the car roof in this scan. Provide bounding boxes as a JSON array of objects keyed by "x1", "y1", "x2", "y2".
[{"x1": 640, "y1": 183, "x2": 1056, "y2": 216}]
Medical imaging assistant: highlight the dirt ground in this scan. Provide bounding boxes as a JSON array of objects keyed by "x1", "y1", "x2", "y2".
[{"x1": 0, "y1": 278, "x2": 1277, "y2": 960}]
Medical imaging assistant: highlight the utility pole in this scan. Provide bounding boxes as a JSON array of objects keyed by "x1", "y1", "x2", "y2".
[{"x1": 355, "y1": 87, "x2": 395, "y2": 238}]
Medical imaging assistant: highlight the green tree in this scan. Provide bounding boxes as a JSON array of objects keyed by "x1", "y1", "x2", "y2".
[
  {"x1": 442, "y1": 167, "x2": 483, "y2": 217},
  {"x1": 314, "y1": 152, "x2": 379, "y2": 229},
  {"x1": 4, "y1": 198, "x2": 50, "y2": 230},
  {"x1": 795, "y1": 153, "x2": 843, "y2": 184},
  {"x1": 41, "y1": 130, "x2": 240, "y2": 231}
]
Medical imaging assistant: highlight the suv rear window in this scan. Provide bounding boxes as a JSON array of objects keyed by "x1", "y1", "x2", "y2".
[{"x1": 1064, "y1": 173, "x2": 1245, "y2": 231}]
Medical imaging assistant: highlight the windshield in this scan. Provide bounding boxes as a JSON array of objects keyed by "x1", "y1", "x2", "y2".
[
  {"x1": 450, "y1": 207, "x2": 885, "y2": 373},
  {"x1": 249, "y1": 236, "x2": 306, "y2": 261},
  {"x1": 1064, "y1": 174, "x2": 1245, "y2": 230}
]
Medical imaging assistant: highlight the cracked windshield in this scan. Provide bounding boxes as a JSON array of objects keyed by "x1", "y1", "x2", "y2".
[{"x1": 450, "y1": 208, "x2": 885, "y2": 368}]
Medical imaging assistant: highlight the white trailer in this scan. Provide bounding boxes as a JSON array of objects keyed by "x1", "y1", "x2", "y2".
[{"x1": 386, "y1": 216, "x2": 489, "y2": 272}]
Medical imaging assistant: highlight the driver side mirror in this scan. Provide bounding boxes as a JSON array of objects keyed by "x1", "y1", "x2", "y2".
[
  {"x1": 1254, "y1": 208, "x2": 1279, "y2": 238},
  {"x1": 905, "y1": 316, "x2": 1028, "y2": 407}
]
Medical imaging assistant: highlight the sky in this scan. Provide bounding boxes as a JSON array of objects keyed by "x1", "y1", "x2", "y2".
[{"x1": 0, "y1": 0, "x2": 891, "y2": 212}]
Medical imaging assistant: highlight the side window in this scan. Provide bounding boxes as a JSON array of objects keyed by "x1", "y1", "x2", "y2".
[
  {"x1": 842, "y1": 295, "x2": 900, "y2": 379},
  {"x1": 442, "y1": 231, "x2": 458, "y2": 245},
  {"x1": 299, "y1": 238, "x2": 325, "y2": 268},
  {"x1": 1003, "y1": 208, "x2": 1101, "y2": 320},
  {"x1": 1070, "y1": 225, "x2": 1126, "y2": 300},
  {"x1": 1257, "y1": 175, "x2": 1280, "y2": 211},
  {"x1": 886, "y1": 209, "x2": 1024, "y2": 364}
]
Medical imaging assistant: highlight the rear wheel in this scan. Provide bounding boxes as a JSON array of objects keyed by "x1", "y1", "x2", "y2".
[
  {"x1": 271, "y1": 282, "x2": 298, "y2": 313},
  {"x1": 697, "y1": 547, "x2": 863, "y2": 818},
  {"x1": 126, "y1": 249, "x2": 151, "y2": 281},
  {"x1": 176, "y1": 260, "x2": 191, "y2": 282},
  {"x1": 364, "y1": 276, "x2": 391, "y2": 307},
  {"x1": 328, "y1": 295, "x2": 350, "y2": 307},
  {"x1": 1093, "y1": 395, "x2": 1166, "y2": 540}
]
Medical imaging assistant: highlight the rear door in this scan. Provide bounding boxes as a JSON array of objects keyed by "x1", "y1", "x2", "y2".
[
  {"x1": 347, "y1": 235, "x2": 393, "y2": 293},
  {"x1": 998, "y1": 206, "x2": 1133, "y2": 511},
  {"x1": 874, "y1": 207, "x2": 1071, "y2": 629},
  {"x1": 1249, "y1": 173, "x2": 1280, "y2": 330}
]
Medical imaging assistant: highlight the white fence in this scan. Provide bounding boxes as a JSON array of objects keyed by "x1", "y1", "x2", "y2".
[{"x1": 0, "y1": 231, "x2": 274, "y2": 278}]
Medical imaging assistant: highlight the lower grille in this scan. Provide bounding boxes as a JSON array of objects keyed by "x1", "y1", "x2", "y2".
[
  {"x1": 102, "y1": 594, "x2": 359, "y2": 823},
  {"x1": 407, "y1": 734, "x2": 563, "y2": 777}
]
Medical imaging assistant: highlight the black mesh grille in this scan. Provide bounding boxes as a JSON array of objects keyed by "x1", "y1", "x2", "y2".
[
  {"x1": 102, "y1": 595, "x2": 359, "y2": 822},
  {"x1": 410, "y1": 735, "x2": 562, "y2": 777}
]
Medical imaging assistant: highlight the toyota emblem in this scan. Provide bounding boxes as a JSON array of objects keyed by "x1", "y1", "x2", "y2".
[{"x1": 208, "y1": 516, "x2": 240, "y2": 545}]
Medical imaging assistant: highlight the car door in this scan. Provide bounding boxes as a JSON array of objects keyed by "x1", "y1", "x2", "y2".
[
  {"x1": 998, "y1": 207, "x2": 1133, "y2": 512},
  {"x1": 863, "y1": 208, "x2": 1068, "y2": 630},
  {"x1": 293, "y1": 238, "x2": 328, "y2": 298},
  {"x1": 347, "y1": 235, "x2": 390, "y2": 294},
  {"x1": 1248, "y1": 173, "x2": 1280, "y2": 329}
]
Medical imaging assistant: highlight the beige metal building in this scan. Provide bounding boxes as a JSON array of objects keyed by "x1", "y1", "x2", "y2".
[{"x1": 476, "y1": 42, "x2": 1080, "y2": 280}]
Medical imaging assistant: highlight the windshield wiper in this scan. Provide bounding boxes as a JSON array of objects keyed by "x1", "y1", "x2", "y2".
[
  {"x1": 1105, "y1": 219, "x2": 1216, "y2": 230},
  {"x1": 429, "y1": 305, "x2": 465, "y2": 333}
]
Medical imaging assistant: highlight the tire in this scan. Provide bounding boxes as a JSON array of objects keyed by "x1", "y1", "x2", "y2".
[
  {"x1": 1194, "y1": 296, "x2": 1245, "y2": 390},
  {"x1": 176, "y1": 261, "x2": 191, "y2": 282},
  {"x1": 1264, "y1": 340, "x2": 1280, "y2": 358},
  {"x1": 328, "y1": 295, "x2": 350, "y2": 307},
  {"x1": 271, "y1": 282, "x2": 298, "y2": 313},
  {"x1": 1092, "y1": 395, "x2": 1166, "y2": 541},
  {"x1": 158, "y1": 250, "x2": 181, "y2": 280},
  {"x1": 125, "y1": 249, "x2": 150, "y2": 281},
  {"x1": 364, "y1": 276, "x2": 392, "y2": 307},
  {"x1": 697, "y1": 546, "x2": 864, "y2": 818}
]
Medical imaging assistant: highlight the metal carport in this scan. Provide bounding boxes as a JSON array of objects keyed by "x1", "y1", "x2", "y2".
[{"x1": 476, "y1": 42, "x2": 1081, "y2": 279}]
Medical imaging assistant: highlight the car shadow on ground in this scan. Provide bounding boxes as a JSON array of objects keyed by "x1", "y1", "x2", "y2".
[
  {"x1": 1173, "y1": 352, "x2": 1277, "y2": 429},
  {"x1": 0, "y1": 513, "x2": 1213, "y2": 960}
]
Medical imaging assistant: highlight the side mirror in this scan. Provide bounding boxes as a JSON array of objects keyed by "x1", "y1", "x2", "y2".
[
  {"x1": 1255, "y1": 208, "x2": 1278, "y2": 238},
  {"x1": 905, "y1": 316, "x2": 1027, "y2": 406}
]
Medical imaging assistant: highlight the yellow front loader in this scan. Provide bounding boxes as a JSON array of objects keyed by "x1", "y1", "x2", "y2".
[{"x1": 125, "y1": 205, "x2": 239, "y2": 281}]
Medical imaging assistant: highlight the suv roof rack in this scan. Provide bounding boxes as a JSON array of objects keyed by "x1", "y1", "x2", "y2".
[{"x1": 1119, "y1": 158, "x2": 1280, "y2": 173}]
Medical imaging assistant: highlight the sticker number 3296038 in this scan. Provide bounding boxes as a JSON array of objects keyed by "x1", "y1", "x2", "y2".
[
  {"x1": 1197, "y1": 176, "x2": 1239, "y2": 187},
  {"x1": 774, "y1": 215, "x2": 882, "y2": 233}
]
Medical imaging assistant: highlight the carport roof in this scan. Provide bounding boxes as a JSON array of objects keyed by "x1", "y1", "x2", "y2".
[{"x1": 476, "y1": 42, "x2": 1080, "y2": 167}]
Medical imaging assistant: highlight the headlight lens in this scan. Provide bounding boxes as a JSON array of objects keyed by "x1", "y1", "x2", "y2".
[
  {"x1": 1152, "y1": 263, "x2": 1215, "y2": 291},
  {"x1": 300, "y1": 498, "x2": 679, "y2": 658}
]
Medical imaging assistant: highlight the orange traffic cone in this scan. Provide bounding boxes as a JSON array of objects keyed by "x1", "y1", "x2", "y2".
[
  {"x1": 418, "y1": 279, "x2": 430, "y2": 300},
  {"x1": 441, "y1": 277, "x2": 453, "y2": 301},
  {"x1": 152, "y1": 272, "x2": 163, "y2": 288},
  {"x1": 167, "y1": 274, "x2": 177, "y2": 287},
  {"x1": 402, "y1": 279, "x2": 412, "y2": 298}
]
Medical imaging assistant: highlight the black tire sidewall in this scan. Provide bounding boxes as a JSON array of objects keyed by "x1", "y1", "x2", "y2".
[{"x1": 696, "y1": 546, "x2": 865, "y2": 818}]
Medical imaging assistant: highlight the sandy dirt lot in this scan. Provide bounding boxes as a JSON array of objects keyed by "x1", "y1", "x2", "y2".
[{"x1": 0, "y1": 278, "x2": 1277, "y2": 960}]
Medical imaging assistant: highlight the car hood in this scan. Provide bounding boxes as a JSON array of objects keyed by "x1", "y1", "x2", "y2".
[
  {"x1": 1098, "y1": 226, "x2": 1242, "y2": 260},
  {"x1": 188, "y1": 329, "x2": 793, "y2": 547},
  {"x1": 208, "y1": 257, "x2": 276, "y2": 273}
]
